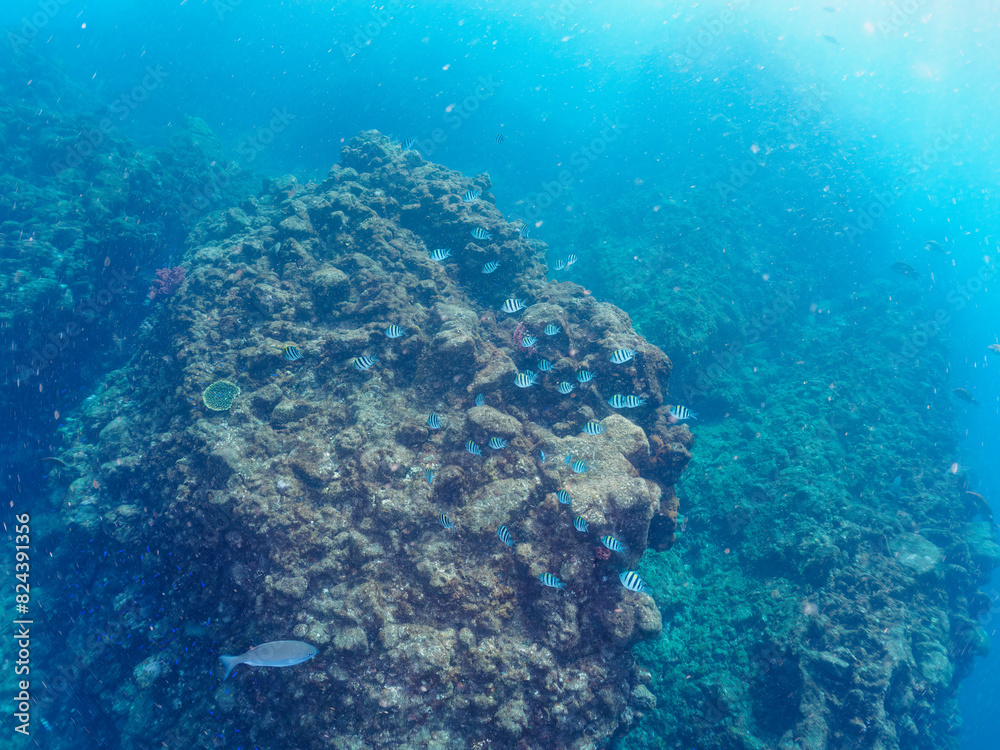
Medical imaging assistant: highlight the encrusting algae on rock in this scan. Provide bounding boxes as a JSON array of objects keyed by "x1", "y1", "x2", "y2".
[{"x1": 44, "y1": 131, "x2": 692, "y2": 749}]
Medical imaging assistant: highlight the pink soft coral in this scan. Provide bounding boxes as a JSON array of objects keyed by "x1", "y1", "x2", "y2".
[{"x1": 149, "y1": 266, "x2": 186, "y2": 299}]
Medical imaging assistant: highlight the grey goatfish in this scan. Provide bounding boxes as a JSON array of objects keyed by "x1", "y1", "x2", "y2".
[{"x1": 220, "y1": 640, "x2": 318, "y2": 681}]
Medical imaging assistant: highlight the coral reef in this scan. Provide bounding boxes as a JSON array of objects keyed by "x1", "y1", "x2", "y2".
[
  {"x1": 38, "y1": 131, "x2": 690, "y2": 748},
  {"x1": 0, "y1": 44, "x2": 257, "y2": 468},
  {"x1": 569, "y1": 178, "x2": 999, "y2": 749}
]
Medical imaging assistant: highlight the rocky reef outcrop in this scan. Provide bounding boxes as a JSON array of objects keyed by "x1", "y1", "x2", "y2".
[{"x1": 39, "y1": 131, "x2": 691, "y2": 748}]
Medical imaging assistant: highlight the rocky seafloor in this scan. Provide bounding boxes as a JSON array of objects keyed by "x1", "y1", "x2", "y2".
[{"x1": 35, "y1": 131, "x2": 693, "y2": 749}]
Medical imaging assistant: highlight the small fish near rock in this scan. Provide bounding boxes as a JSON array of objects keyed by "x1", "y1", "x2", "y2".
[
  {"x1": 219, "y1": 640, "x2": 318, "y2": 681},
  {"x1": 385, "y1": 325, "x2": 408, "y2": 338},
  {"x1": 952, "y1": 387, "x2": 977, "y2": 404},
  {"x1": 353, "y1": 355, "x2": 378, "y2": 371},
  {"x1": 538, "y1": 572, "x2": 566, "y2": 590},
  {"x1": 668, "y1": 405, "x2": 697, "y2": 423},
  {"x1": 620, "y1": 570, "x2": 648, "y2": 594},
  {"x1": 501, "y1": 298, "x2": 527, "y2": 314}
]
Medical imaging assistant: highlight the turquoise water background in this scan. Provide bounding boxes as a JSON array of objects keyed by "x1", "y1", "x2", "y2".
[{"x1": 2, "y1": 1, "x2": 998, "y2": 747}]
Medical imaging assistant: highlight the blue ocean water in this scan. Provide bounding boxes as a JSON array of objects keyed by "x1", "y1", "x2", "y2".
[{"x1": 1, "y1": 1, "x2": 998, "y2": 748}]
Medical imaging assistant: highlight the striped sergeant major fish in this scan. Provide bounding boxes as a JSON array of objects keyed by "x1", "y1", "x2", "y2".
[
  {"x1": 515, "y1": 371, "x2": 539, "y2": 388},
  {"x1": 482, "y1": 261, "x2": 500, "y2": 274},
  {"x1": 608, "y1": 394, "x2": 646, "y2": 408},
  {"x1": 495, "y1": 133, "x2": 505, "y2": 144},
  {"x1": 471, "y1": 227, "x2": 492, "y2": 240},
  {"x1": 537, "y1": 359, "x2": 553, "y2": 372},
  {"x1": 600, "y1": 535, "x2": 627, "y2": 553},
  {"x1": 538, "y1": 572, "x2": 565, "y2": 590},
  {"x1": 521, "y1": 334, "x2": 537, "y2": 347},
  {"x1": 544, "y1": 324, "x2": 560, "y2": 336},
  {"x1": 553, "y1": 259, "x2": 566, "y2": 271},
  {"x1": 466, "y1": 440, "x2": 482, "y2": 456},
  {"x1": 353, "y1": 355, "x2": 378, "y2": 371},
  {"x1": 402, "y1": 137, "x2": 416, "y2": 149},
  {"x1": 427, "y1": 414, "x2": 442, "y2": 429},
  {"x1": 425, "y1": 468, "x2": 435, "y2": 484},
  {"x1": 439, "y1": 514, "x2": 455, "y2": 529},
  {"x1": 581, "y1": 421, "x2": 604, "y2": 435},
  {"x1": 571, "y1": 460, "x2": 587, "y2": 474},
  {"x1": 429, "y1": 248, "x2": 452, "y2": 262},
  {"x1": 497, "y1": 525, "x2": 514, "y2": 547},
  {"x1": 557, "y1": 489, "x2": 572, "y2": 505},
  {"x1": 462, "y1": 189, "x2": 481, "y2": 203},
  {"x1": 557, "y1": 382, "x2": 574, "y2": 395},
  {"x1": 501, "y1": 298, "x2": 527, "y2": 314},
  {"x1": 282, "y1": 345, "x2": 302, "y2": 361},
  {"x1": 576, "y1": 370, "x2": 594, "y2": 383},
  {"x1": 669, "y1": 405, "x2": 698, "y2": 422},
  {"x1": 475, "y1": 394, "x2": 485, "y2": 407},
  {"x1": 385, "y1": 324, "x2": 408, "y2": 338},
  {"x1": 573, "y1": 516, "x2": 588, "y2": 533},
  {"x1": 609, "y1": 348, "x2": 636, "y2": 364},
  {"x1": 488, "y1": 437, "x2": 507, "y2": 449},
  {"x1": 620, "y1": 570, "x2": 647, "y2": 593},
  {"x1": 565, "y1": 254, "x2": 579, "y2": 267}
]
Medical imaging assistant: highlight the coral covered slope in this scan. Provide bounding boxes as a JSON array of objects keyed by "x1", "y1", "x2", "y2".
[{"x1": 38, "y1": 131, "x2": 690, "y2": 749}]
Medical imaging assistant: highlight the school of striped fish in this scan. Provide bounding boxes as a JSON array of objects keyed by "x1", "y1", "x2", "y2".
[{"x1": 315, "y1": 159, "x2": 706, "y2": 603}]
